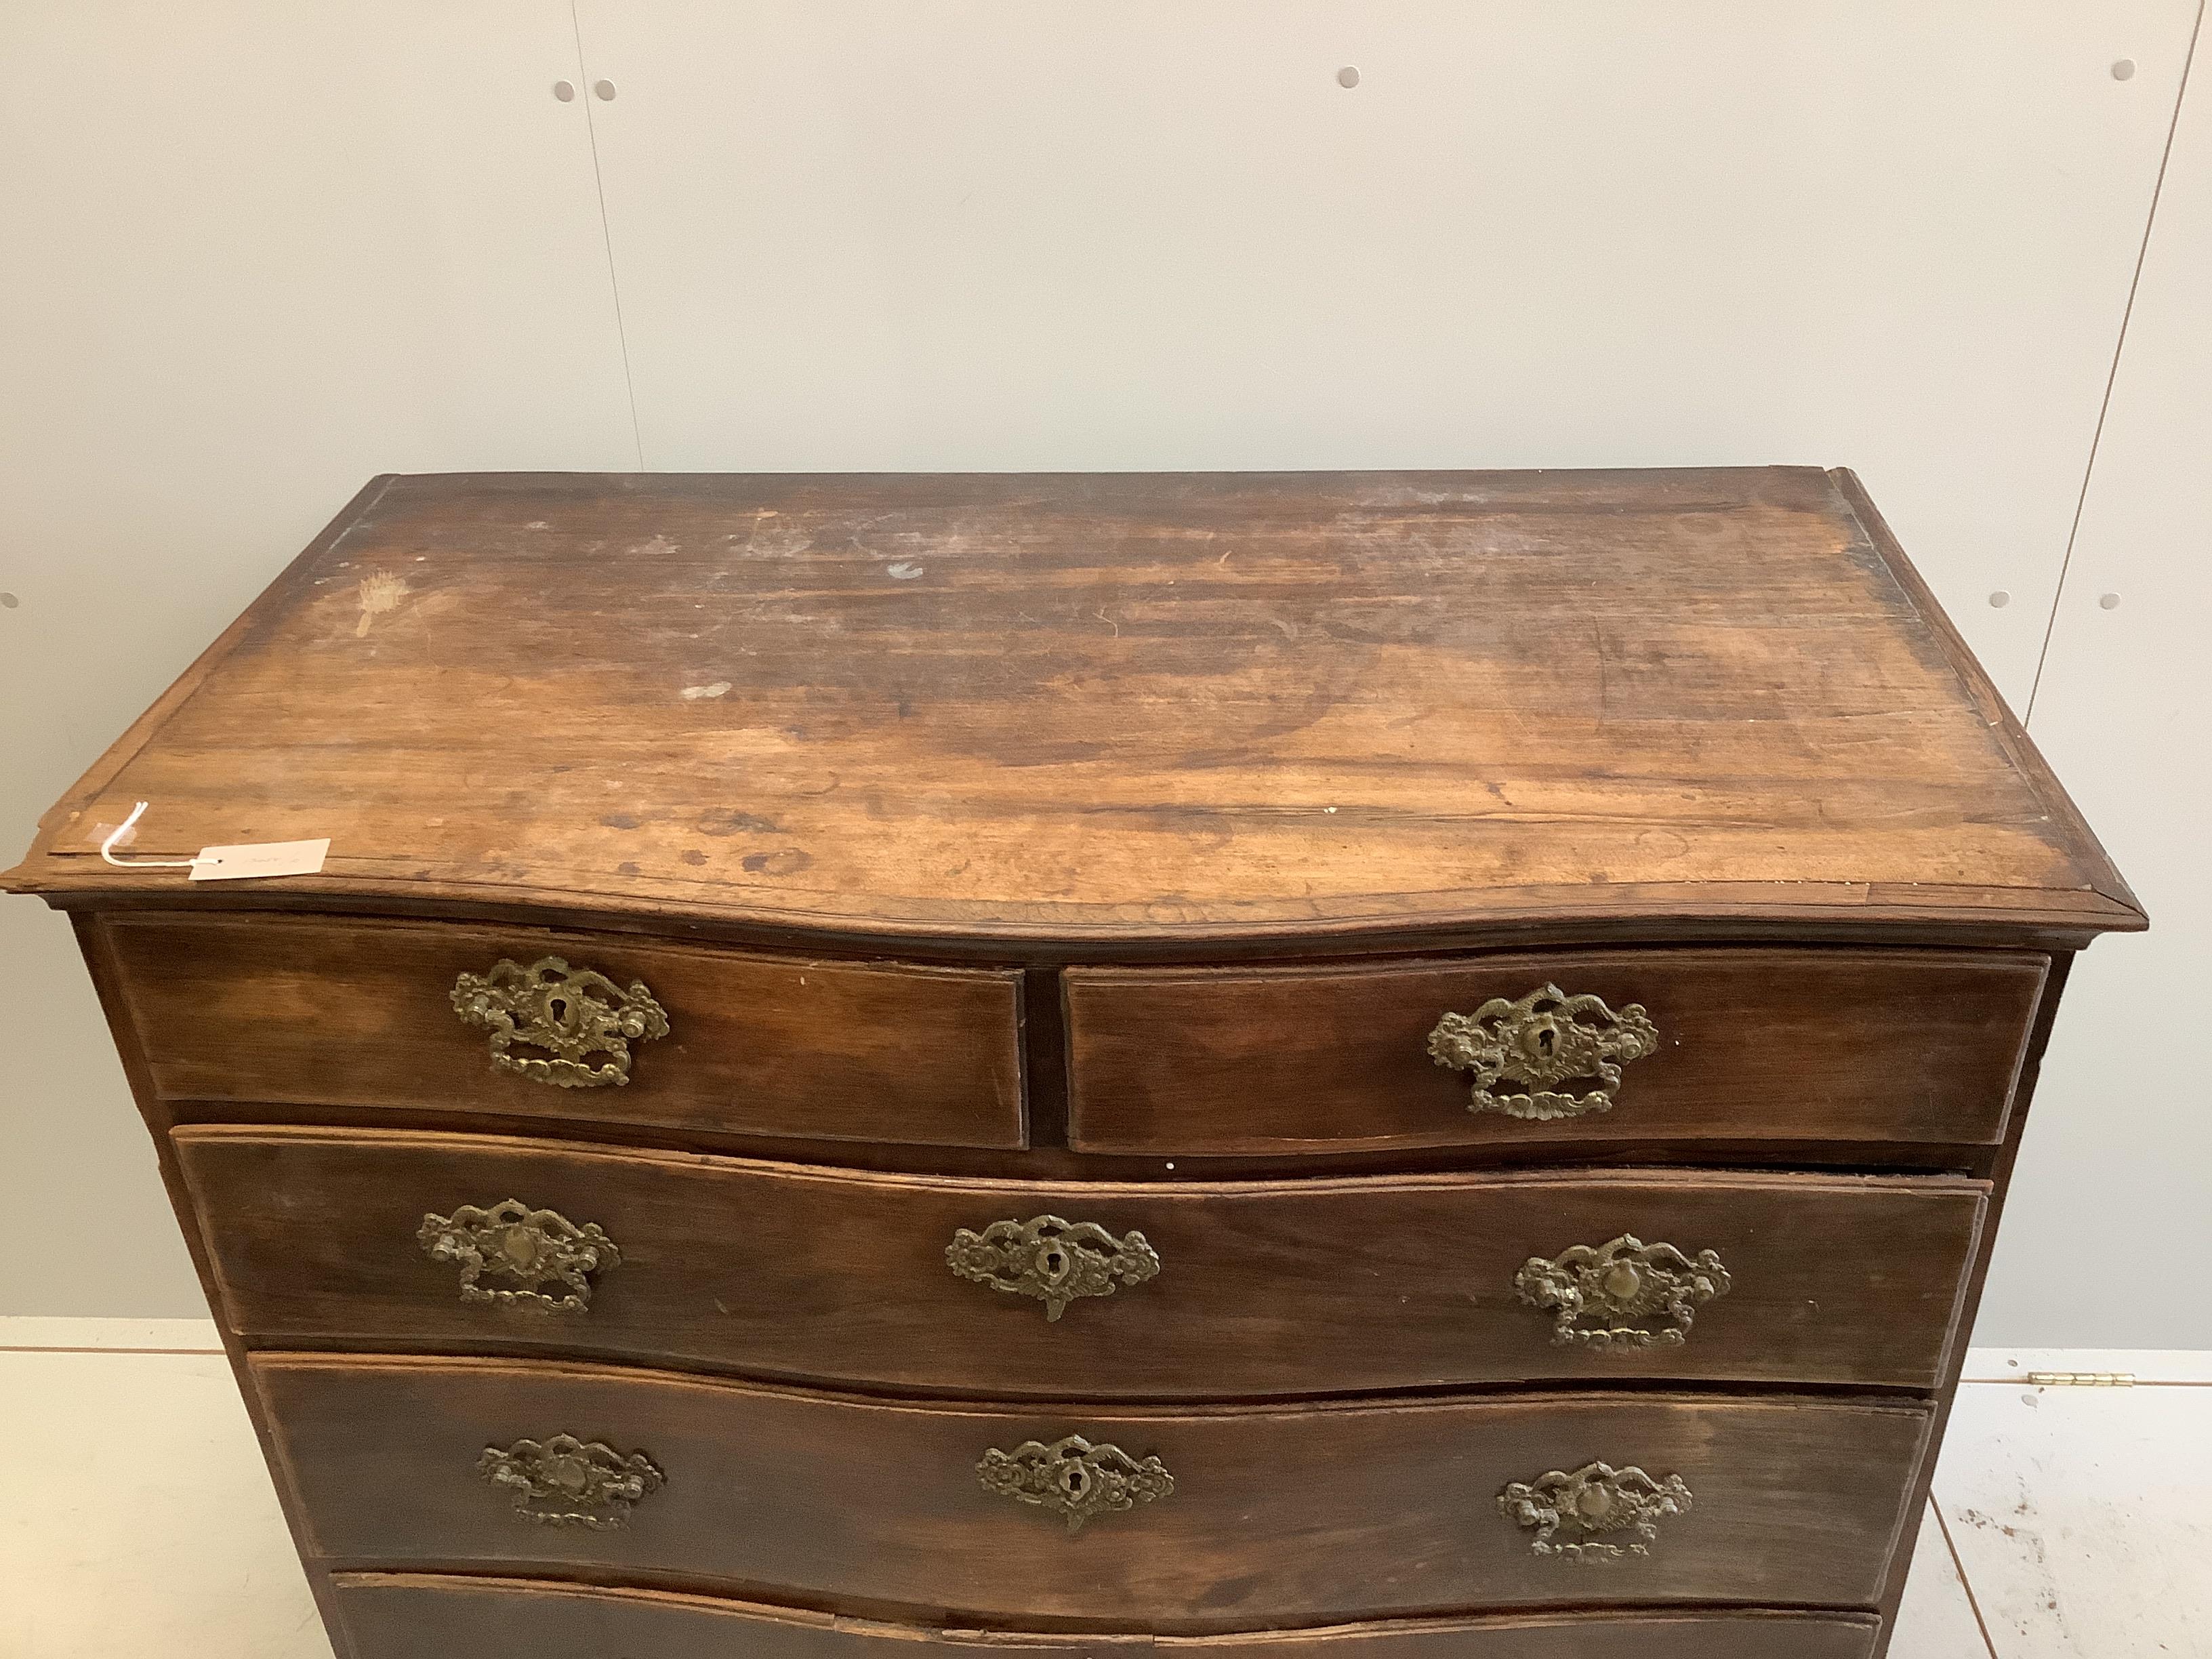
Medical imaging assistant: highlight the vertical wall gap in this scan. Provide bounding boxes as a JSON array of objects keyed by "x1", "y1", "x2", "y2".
[
  {"x1": 570, "y1": 0, "x2": 647, "y2": 470},
  {"x1": 2028, "y1": 1, "x2": 2206, "y2": 722}
]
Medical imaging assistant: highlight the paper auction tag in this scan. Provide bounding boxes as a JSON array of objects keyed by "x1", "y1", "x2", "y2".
[{"x1": 188, "y1": 838, "x2": 331, "y2": 881}]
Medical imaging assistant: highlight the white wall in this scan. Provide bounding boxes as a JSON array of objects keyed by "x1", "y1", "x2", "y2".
[
  {"x1": 1, "y1": 1, "x2": 2205, "y2": 1343},
  {"x1": 0, "y1": 0, "x2": 634, "y2": 1317},
  {"x1": 1976, "y1": 19, "x2": 2212, "y2": 1347}
]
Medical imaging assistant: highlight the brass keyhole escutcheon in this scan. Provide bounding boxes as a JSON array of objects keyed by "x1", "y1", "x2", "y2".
[
  {"x1": 1500, "y1": 1461, "x2": 1691, "y2": 1559},
  {"x1": 419, "y1": 1201, "x2": 622, "y2": 1314},
  {"x1": 948, "y1": 1216, "x2": 1160, "y2": 1321},
  {"x1": 451, "y1": 956, "x2": 670, "y2": 1089},
  {"x1": 978, "y1": 1435, "x2": 1174, "y2": 1532},
  {"x1": 1429, "y1": 984, "x2": 1658, "y2": 1121},
  {"x1": 478, "y1": 1435, "x2": 664, "y2": 1530},
  {"x1": 1514, "y1": 1235, "x2": 1730, "y2": 1349}
]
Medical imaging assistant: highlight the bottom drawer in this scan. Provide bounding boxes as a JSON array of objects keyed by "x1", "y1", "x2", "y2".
[
  {"x1": 332, "y1": 1576, "x2": 1883, "y2": 1659},
  {"x1": 260, "y1": 1356, "x2": 1928, "y2": 1625}
]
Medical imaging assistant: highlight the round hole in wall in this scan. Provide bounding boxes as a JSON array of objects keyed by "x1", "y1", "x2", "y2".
[
  {"x1": 2099, "y1": 592, "x2": 2123, "y2": 610},
  {"x1": 1988, "y1": 590, "x2": 2011, "y2": 608},
  {"x1": 0, "y1": 592, "x2": 18, "y2": 609},
  {"x1": 1337, "y1": 66, "x2": 1360, "y2": 89},
  {"x1": 2112, "y1": 59, "x2": 2137, "y2": 81},
  {"x1": 552, "y1": 79, "x2": 576, "y2": 102}
]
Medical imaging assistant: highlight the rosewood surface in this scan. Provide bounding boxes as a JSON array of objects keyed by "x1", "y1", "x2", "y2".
[
  {"x1": 1065, "y1": 947, "x2": 2043, "y2": 1153},
  {"x1": 105, "y1": 912, "x2": 1026, "y2": 1149},
  {"x1": 180, "y1": 1126, "x2": 1987, "y2": 1393},
  {"x1": 260, "y1": 1355, "x2": 1929, "y2": 1624},
  {"x1": 331, "y1": 1577, "x2": 1885, "y2": 1659},
  {"x1": 1, "y1": 470, "x2": 2144, "y2": 1659},
  {"x1": 2, "y1": 468, "x2": 2139, "y2": 951}
]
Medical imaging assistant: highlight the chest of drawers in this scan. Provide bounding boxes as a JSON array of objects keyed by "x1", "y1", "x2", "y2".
[{"x1": 5, "y1": 468, "x2": 2140, "y2": 1659}]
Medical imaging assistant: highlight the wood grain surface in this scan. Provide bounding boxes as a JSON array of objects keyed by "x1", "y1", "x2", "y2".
[
  {"x1": 1066, "y1": 947, "x2": 2043, "y2": 1153},
  {"x1": 331, "y1": 1575, "x2": 1883, "y2": 1659},
  {"x1": 257, "y1": 1355, "x2": 1929, "y2": 1624},
  {"x1": 182, "y1": 1126, "x2": 1986, "y2": 1393},
  {"x1": 3, "y1": 468, "x2": 2139, "y2": 950},
  {"x1": 103, "y1": 912, "x2": 1025, "y2": 1149}
]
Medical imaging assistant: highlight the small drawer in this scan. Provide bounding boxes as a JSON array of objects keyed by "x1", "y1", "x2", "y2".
[
  {"x1": 182, "y1": 1126, "x2": 1985, "y2": 1393},
  {"x1": 333, "y1": 1574, "x2": 1882, "y2": 1659},
  {"x1": 1065, "y1": 947, "x2": 2045, "y2": 1155},
  {"x1": 101, "y1": 912, "x2": 1025, "y2": 1149},
  {"x1": 258, "y1": 1355, "x2": 1927, "y2": 1624}
]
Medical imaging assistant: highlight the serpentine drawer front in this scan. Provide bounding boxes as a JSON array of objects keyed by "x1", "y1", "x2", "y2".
[
  {"x1": 255, "y1": 1355, "x2": 1929, "y2": 1622},
  {"x1": 331, "y1": 1577, "x2": 1887, "y2": 1659},
  {"x1": 102, "y1": 913, "x2": 1027, "y2": 1150},
  {"x1": 3, "y1": 470, "x2": 2143, "y2": 1659},
  {"x1": 1065, "y1": 949, "x2": 2046, "y2": 1155},
  {"x1": 180, "y1": 1126, "x2": 1988, "y2": 1392}
]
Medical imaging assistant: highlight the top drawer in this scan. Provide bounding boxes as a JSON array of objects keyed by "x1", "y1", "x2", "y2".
[
  {"x1": 1065, "y1": 947, "x2": 2044, "y2": 1156},
  {"x1": 101, "y1": 914, "x2": 1025, "y2": 1149}
]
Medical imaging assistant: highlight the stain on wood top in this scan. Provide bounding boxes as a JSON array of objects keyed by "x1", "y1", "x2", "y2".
[{"x1": 2, "y1": 468, "x2": 2140, "y2": 951}]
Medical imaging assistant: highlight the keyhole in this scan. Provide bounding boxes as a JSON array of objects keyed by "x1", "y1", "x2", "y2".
[
  {"x1": 1038, "y1": 1246, "x2": 1071, "y2": 1284},
  {"x1": 1061, "y1": 1465, "x2": 1090, "y2": 1496}
]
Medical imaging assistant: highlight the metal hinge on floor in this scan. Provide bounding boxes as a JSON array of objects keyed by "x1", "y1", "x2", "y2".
[{"x1": 2026, "y1": 1370, "x2": 2136, "y2": 1387}]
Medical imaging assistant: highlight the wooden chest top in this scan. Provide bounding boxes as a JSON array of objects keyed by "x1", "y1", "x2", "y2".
[{"x1": 4, "y1": 467, "x2": 2138, "y2": 950}]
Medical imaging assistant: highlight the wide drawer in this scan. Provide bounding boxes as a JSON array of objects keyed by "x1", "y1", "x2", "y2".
[
  {"x1": 100, "y1": 913, "x2": 1025, "y2": 1149},
  {"x1": 333, "y1": 1575, "x2": 1883, "y2": 1659},
  {"x1": 1065, "y1": 947, "x2": 2045, "y2": 1155},
  {"x1": 258, "y1": 1356, "x2": 1928, "y2": 1623},
  {"x1": 184, "y1": 1126, "x2": 1985, "y2": 1393}
]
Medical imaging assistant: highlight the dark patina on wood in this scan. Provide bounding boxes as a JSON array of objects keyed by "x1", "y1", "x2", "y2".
[
  {"x1": 178, "y1": 1125, "x2": 1988, "y2": 1393},
  {"x1": 258, "y1": 1354, "x2": 1930, "y2": 1625},
  {"x1": 1, "y1": 470, "x2": 2144, "y2": 1659},
  {"x1": 3, "y1": 468, "x2": 2139, "y2": 953}
]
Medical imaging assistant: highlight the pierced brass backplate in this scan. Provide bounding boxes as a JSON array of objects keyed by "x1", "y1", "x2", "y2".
[
  {"x1": 451, "y1": 956, "x2": 670, "y2": 1088},
  {"x1": 1498, "y1": 1461, "x2": 1692, "y2": 1560},
  {"x1": 947, "y1": 1215, "x2": 1161, "y2": 1321},
  {"x1": 419, "y1": 1200, "x2": 621, "y2": 1313},
  {"x1": 1428, "y1": 983, "x2": 1659, "y2": 1120},
  {"x1": 477, "y1": 1435, "x2": 664, "y2": 1529},
  {"x1": 977, "y1": 1434, "x2": 1174, "y2": 1532},
  {"x1": 1515, "y1": 1235, "x2": 1731, "y2": 1349}
]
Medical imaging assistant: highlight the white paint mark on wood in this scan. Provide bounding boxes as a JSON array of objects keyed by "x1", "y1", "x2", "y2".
[
  {"x1": 354, "y1": 573, "x2": 407, "y2": 637},
  {"x1": 680, "y1": 681, "x2": 732, "y2": 700}
]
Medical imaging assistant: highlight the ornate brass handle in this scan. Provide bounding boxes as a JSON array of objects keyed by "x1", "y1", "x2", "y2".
[
  {"x1": 947, "y1": 1215, "x2": 1162, "y2": 1321},
  {"x1": 478, "y1": 1435, "x2": 664, "y2": 1529},
  {"x1": 451, "y1": 956, "x2": 670, "y2": 1088},
  {"x1": 419, "y1": 1200, "x2": 621, "y2": 1313},
  {"x1": 1428, "y1": 983, "x2": 1658, "y2": 1120},
  {"x1": 1515, "y1": 1235, "x2": 1730, "y2": 1349},
  {"x1": 978, "y1": 1434, "x2": 1174, "y2": 1532},
  {"x1": 1498, "y1": 1461, "x2": 1692, "y2": 1560}
]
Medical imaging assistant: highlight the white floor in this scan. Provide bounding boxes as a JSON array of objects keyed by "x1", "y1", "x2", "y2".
[{"x1": 0, "y1": 1322, "x2": 2205, "y2": 1658}]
